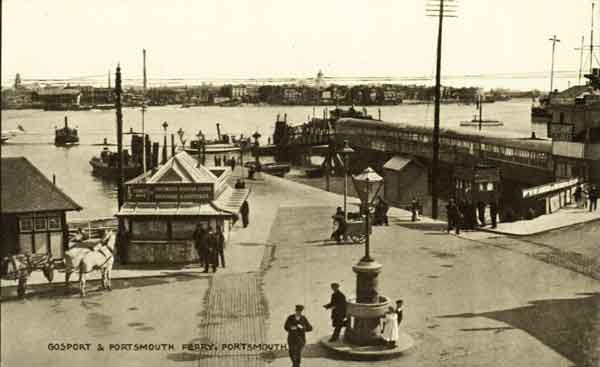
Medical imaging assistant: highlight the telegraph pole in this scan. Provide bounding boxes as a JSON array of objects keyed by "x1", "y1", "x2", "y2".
[
  {"x1": 548, "y1": 35, "x2": 561, "y2": 93},
  {"x1": 115, "y1": 64, "x2": 124, "y2": 209},
  {"x1": 141, "y1": 49, "x2": 148, "y2": 180},
  {"x1": 427, "y1": 0, "x2": 457, "y2": 219},
  {"x1": 592, "y1": 1, "x2": 596, "y2": 74},
  {"x1": 577, "y1": 36, "x2": 585, "y2": 85}
]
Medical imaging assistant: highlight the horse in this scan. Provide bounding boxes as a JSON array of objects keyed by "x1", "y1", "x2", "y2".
[{"x1": 64, "y1": 229, "x2": 115, "y2": 296}]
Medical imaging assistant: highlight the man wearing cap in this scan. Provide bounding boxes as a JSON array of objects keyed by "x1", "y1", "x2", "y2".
[
  {"x1": 284, "y1": 304, "x2": 313, "y2": 367},
  {"x1": 323, "y1": 283, "x2": 347, "y2": 342}
]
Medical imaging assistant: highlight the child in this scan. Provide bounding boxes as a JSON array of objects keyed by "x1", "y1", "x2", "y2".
[
  {"x1": 380, "y1": 306, "x2": 399, "y2": 348},
  {"x1": 396, "y1": 300, "x2": 404, "y2": 326}
]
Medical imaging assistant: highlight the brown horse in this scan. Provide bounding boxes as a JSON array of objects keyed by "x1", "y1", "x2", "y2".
[{"x1": 64, "y1": 229, "x2": 115, "y2": 296}]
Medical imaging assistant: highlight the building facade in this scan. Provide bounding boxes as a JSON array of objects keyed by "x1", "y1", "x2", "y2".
[{"x1": 116, "y1": 151, "x2": 249, "y2": 264}]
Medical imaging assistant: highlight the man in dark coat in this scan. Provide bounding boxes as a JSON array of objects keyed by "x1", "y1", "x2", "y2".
[
  {"x1": 331, "y1": 207, "x2": 346, "y2": 243},
  {"x1": 284, "y1": 304, "x2": 313, "y2": 367},
  {"x1": 411, "y1": 197, "x2": 420, "y2": 222},
  {"x1": 193, "y1": 224, "x2": 207, "y2": 268},
  {"x1": 205, "y1": 228, "x2": 218, "y2": 273},
  {"x1": 490, "y1": 201, "x2": 498, "y2": 228},
  {"x1": 323, "y1": 283, "x2": 347, "y2": 341},
  {"x1": 215, "y1": 225, "x2": 225, "y2": 268},
  {"x1": 446, "y1": 199, "x2": 460, "y2": 234},
  {"x1": 240, "y1": 200, "x2": 250, "y2": 228}
]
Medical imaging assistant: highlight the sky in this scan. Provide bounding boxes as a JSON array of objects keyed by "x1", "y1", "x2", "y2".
[{"x1": 1, "y1": 0, "x2": 597, "y2": 90}]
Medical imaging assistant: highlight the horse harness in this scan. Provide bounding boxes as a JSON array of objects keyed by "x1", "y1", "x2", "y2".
[{"x1": 82, "y1": 244, "x2": 114, "y2": 274}]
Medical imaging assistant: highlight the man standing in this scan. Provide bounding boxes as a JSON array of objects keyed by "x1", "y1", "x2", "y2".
[
  {"x1": 490, "y1": 201, "x2": 498, "y2": 229},
  {"x1": 205, "y1": 228, "x2": 218, "y2": 273},
  {"x1": 589, "y1": 185, "x2": 598, "y2": 212},
  {"x1": 323, "y1": 283, "x2": 347, "y2": 342},
  {"x1": 411, "y1": 197, "x2": 420, "y2": 222},
  {"x1": 446, "y1": 199, "x2": 460, "y2": 234},
  {"x1": 193, "y1": 224, "x2": 207, "y2": 268},
  {"x1": 241, "y1": 200, "x2": 250, "y2": 228},
  {"x1": 284, "y1": 305, "x2": 313, "y2": 367},
  {"x1": 215, "y1": 225, "x2": 225, "y2": 268}
]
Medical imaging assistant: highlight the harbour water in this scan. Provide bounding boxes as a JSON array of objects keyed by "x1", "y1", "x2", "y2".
[{"x1": 1, "y1": 99, "x2": 534, "y2": 219}]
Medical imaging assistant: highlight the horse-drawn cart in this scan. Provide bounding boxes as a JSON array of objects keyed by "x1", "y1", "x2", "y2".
[{"x1": 1, "y1": 253, "x2": 55, "y2": 298}]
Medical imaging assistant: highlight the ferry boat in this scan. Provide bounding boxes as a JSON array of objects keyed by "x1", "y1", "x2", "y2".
[
  {"x1": 89, "y1": 134, "x2": 150, "y2": 179},
  {"x1": 89, "y1": 148, "x2": 143, "y2": 179},
  {"x1": 54, "y1": 116, "x2": 79, "y2": 146}
]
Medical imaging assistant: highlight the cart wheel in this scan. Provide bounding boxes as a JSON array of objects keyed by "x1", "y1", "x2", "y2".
[
  {"x1": 43, "y1": 264, "x2": 55, "y2": 283},
  {"x1": 349, "y1": 234, "x2": 366, "y2": 243},
  {"x1": 17, "y1": 277, "x2": 27, "y2": 298}
]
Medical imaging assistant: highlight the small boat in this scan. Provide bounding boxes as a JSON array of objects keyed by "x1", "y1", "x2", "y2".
[
  {"x1": 1, "y1": 125, "x2": 25, "y2": 144},
  {"x1": 218, "y1": 99, "x2": 242, "y2": 107},
  {"x1": 93, "y1": 104, "x2": 115, "y2": 110},
  {"x1": 460, "y1": 95, "x2": 503, "y2": 129},
  {"x1": 181, "y1": 103, "x2": 193, "y2": 108},
  {"x1": 54, "y1": 116, "x2": 79, "y2": 146},
  {"x1": 244, "y1": 162, "x2": 291, "y2": 177},
  {"x1": 460, "y1": 119, "x2": 503, "y2": 127}
]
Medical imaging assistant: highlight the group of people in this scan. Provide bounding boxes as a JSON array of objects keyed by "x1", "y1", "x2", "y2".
[
  {"x1": 213, "y1": 155, "x2": 237, "y2": 171},
  {"x1": 373, "y1": 197, "x2": 389, "y2": 226},
  {"x1": 285, "y1": 283, "x2": 404, "y2": 367},
  {"x1": 573, "y1": 184, "x2": 599, "y2": 211},
  {"x1": 192, "y1": 224, "x2": 226, "y2": 272},
  {"x1": 446, "y1": 198, "x2": 499, "y2": 234}
]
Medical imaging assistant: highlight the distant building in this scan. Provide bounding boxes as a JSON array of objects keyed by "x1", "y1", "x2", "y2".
[
  {"x1": 231, "y1": 85, "x2": 247, "y2": 100},
  {"x1": 1, "y1": 157, "x2": 82, "y2": 259},
  {"x1": 547, "y1": 70, "x2": 600, "y2": 182},
  {"x1": 283, "y1": 87, "x2": 302, "y2": 104},
  {"x1": 36, "y1": 88, "x2": 81, "y2": 110}
]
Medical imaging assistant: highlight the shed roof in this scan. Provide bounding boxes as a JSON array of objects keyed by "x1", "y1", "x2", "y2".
[
  {"x1": 126, "y1": 151, "x2": 219, "y2": 184},
  {"x1": 1, "y1": 157, "x2": 82, "y2": 214},
  {"x1": 383, "y1": 156, "x2": 419, "y2": 171}
]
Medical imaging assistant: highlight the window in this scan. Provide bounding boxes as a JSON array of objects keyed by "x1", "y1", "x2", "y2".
[
  {"x1": 19, "y1": 218, "x2": 33, "y2": 233},
  {"x1": 48, "y1": 216, "x2": 61, "y2": 230},
  {"x1": 131, "y1": 220, "x2": 168, "y2": 240},
  {"x1": 35, "y1": 218, "x2": 47, "y2": 231}
]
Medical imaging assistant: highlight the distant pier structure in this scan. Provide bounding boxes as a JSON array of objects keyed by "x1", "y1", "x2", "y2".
[{"x1": 268, "y1": 71, "x2": 600, "y2": 218}]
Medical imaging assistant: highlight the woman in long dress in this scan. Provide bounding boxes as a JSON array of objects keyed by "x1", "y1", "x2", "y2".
[{"x1": 381, "y1": 306, "x2": 399, "y2": 347}]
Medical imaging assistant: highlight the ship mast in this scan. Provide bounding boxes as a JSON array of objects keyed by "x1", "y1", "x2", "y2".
[
  {"x1": 142, "y1": 49, "x2": 147, "y2": 180},
  {"x1": 591, "y1": 1, "x2": 595, "y2": 74}
]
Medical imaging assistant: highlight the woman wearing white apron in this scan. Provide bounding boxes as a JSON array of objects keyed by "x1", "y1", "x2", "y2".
[{"x1": 380, "y1": 306, "x2": 399, "y2": 347}]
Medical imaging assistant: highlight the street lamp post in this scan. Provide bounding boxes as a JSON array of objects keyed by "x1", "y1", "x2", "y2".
[
  {"x1": 161, "y1": 121, "x2": 168, "y2": 164},
  {"x1": 345, "y1": 167, "x2": 385, "y2": 345},
  {"x1": 252, "y1": 130, "x2": 261, "y2": 167},
  {"x1": 338, "y1": 140, "x2": 354, "y2": 223}
]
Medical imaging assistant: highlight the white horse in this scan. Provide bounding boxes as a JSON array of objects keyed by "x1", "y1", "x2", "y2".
[{"x1": 64, "y1": 229, "x2": 115, "y2": 296}]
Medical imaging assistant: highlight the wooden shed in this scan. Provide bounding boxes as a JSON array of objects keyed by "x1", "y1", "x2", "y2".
[{"x1": 1, "y1": 157, "x2": 82, "y2": 259}]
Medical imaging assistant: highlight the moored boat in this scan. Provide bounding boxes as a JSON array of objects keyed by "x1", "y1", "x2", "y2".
[
  {"x1": 54, "y1": 116, "x2": 79, "y2": 146},
  {"x1": 89, "y1": 149, "x2": 143, "y2": 179},
  {"x1": 244, "y1": 161, "x2": 291, "y2": 177}
]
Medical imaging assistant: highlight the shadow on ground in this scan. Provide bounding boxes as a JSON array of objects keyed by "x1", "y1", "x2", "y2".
[
  {"x1": 0, "y1": 272, "x2": 209, "y2": 302},
  {"x1": 439, "y1": 293, "x2": 600, "y2": 367}
]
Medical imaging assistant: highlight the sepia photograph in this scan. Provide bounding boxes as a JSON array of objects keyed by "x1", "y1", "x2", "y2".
[{"x1": 1, "y1": 1, "x2": 599, "y2": 366}]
